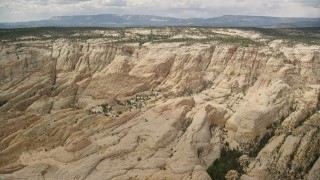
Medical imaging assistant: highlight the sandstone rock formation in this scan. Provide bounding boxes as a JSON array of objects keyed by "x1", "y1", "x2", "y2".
[{"x1": 0, "y1": 28, "x2": 319, "y2": 179}]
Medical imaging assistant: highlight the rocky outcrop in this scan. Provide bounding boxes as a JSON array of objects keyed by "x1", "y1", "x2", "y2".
[
  {"x1": 0, "y1": 28, "x2": 319, "y2": 179},
  {"x1": 242, "y1": 111, "x2": 320, "y2": 179}
]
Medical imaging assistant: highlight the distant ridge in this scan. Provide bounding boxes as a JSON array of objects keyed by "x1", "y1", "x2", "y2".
[{"x1": 1, "y1": 14, "x2": 320, "y2": 28}]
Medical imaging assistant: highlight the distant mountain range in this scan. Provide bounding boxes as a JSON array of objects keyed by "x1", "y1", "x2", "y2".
[{"x1": 1, "y1": 14, "x2": 320, "y2": 28}]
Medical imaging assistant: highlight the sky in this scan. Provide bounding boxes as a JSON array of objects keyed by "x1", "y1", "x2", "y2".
[{"x1": 0, "y1": 0, "x2": 319, "y2": 22}]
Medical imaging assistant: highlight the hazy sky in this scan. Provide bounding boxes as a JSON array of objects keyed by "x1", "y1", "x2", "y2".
[{"x1": 0, "y1": 0, "x2": 319, "y2": 22}]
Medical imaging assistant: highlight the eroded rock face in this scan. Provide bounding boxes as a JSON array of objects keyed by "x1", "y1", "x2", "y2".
[
  {"x1": 0, "y1": 29, "x2": 319, "y2": 179},
  {"x1": 241, "y1": 112, "x2": 320, "y2": 179}
]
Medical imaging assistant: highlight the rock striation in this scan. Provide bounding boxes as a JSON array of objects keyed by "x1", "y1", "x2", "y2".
[{"x1": 0, "y1": 28, "x2": 319, "y2": 179}]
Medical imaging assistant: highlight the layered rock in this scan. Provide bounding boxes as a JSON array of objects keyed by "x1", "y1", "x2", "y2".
[{"x1": 0, "y1": 28, "x2": 319, "y2": 179}]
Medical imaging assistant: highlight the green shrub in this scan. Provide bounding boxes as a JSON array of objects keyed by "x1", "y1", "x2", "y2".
[
  {"x1": 249, "y1": 130, "x2": 274, "y2": 157},
  {"x1": 207, "y1": 147, "x2": 244, "y2": 179}
]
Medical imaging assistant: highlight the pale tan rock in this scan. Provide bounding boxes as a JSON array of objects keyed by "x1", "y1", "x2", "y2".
[
  {"x1": 276, "y1": 135, "x2": 300, "y2": 173},
  {"x1": 307, "y1": 157, "x2": 320, "y2": 180},
  {"x1": 26, "y1": 95, "x2": 53, "y2": 114},
  {"x1": 0, "y1": 28, "x2": 319, "y2": 179},
  {"x1": 65, "y1": 135, "x2": 91, "y2": 152},
  {"x1": 2, "y1": 163, "x2": 50, "y2": 180},
  {"x1": 225, "y1": 170, "x2": 239, "y2": 180}
]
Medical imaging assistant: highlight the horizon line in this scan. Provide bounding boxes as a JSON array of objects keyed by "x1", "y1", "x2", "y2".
[{"x1": 1, "y1": 14, "x2": 320, "y2": 24}]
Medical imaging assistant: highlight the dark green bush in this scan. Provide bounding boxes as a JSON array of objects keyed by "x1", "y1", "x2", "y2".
[
  {"x1": 249, "y1": 130, "x2": 274, "y2": 157},
  {"x1": 207, "y1": 147, "x2": 243, "y2": 179}
]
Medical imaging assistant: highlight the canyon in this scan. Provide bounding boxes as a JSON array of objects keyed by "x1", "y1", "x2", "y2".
[{"x1": 0, "y1": 27, "x2": 319, "y2": 179}]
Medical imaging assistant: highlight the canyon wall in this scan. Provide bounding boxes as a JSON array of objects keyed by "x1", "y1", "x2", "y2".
[{"x1": 0, "y1": 38, "x2": 319, "y2": 179}]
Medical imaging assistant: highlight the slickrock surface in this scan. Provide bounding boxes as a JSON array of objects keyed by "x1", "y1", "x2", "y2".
[{"x1": 0, "y1": 28, "x2": 319, "y2": 179}]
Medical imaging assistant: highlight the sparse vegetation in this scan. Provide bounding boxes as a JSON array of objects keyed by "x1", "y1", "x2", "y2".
[
  {"x1": 89, "y1": 92, "x2": 154, "y2": 116},
  {"x1": 249, "y1": 130, "x2": 275, "y2": 157},
  {"x1": 245, "y1": 27, "x2": 320, "y2": 45},
  {"x1": 4, "y1": 27, "x2": 318, "y2": 46},
  {"x1": 182, "y1": 117, "x2": 193, "y2": 132},
  {"x1": 0, "y1": 100, "x2": 7, "y2": 107},
  {"x1": 0, "y1": 27, "x2": 120, "y2": 41},
  {"x1": 298, "y1": 104, "x2": 320, "y2": 126},
  {"x1": 0, "y1": 23, "x2": 319, "y2": 180},
  {"x1": 247, "y1": 115, "x2": 285, "y2": 157},
  {"x1": 207, "y1": 147, "x2": 244, "y2": 180}
]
